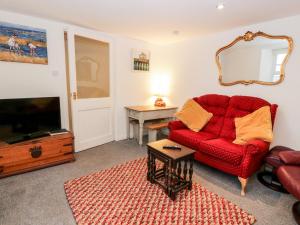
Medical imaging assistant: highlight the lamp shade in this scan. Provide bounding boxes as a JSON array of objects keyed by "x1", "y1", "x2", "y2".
[{"x1": 151, "y1": 74, "x2": 170, "y2": 97}]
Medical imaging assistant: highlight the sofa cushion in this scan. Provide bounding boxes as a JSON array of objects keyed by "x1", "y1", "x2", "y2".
[
  {"x1": 175, "y1": 99, "x2": 213, "y2": 132},
  {"x1": 169, "y1": 129, "x2": 216, "y2": 150},
  {"x1": 234, "y1": 106, "x2": 273, "y2": 145},
  {"x1": 193, "y1": 94, "x2": 230, "y2": 136},
  {"x1": 219, "y1": 95, "x2": 274, "y2": 141},
  {"x1": 198, "y1": 138, "x2": 244, "y2": 166}
]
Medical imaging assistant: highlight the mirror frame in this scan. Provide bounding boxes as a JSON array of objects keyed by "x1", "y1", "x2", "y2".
[{"x1": 216, "y1": 31, "x2": 294, "y2": 86}]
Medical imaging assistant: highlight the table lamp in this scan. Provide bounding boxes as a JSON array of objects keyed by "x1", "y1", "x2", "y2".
[
  {"x1": 151, "y1": 74, "x2": 170, "y2": 107},
  {"x1": 154, "y1": 95, "x2": 166, "y2": 107}
]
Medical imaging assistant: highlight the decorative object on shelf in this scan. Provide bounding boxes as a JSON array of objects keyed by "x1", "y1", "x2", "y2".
[
  {"x1": 0, "y1": 21, "x2": 48, "y2": 64},
  {"x1": 132, "y1": 49, "x2": 150, "y2": 71},
  {"x1": 216, "y1": 31, "x2": 293, "y2": 86}
]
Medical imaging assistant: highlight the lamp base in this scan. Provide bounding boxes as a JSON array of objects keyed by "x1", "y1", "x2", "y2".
[{"x1": 154, "y1": 97, "x2": 166, "y2": 107}]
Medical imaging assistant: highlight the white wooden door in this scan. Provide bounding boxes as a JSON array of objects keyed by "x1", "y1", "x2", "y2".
[{"x1": 67, "y1": 29, "x2": 114, "y2": 152}]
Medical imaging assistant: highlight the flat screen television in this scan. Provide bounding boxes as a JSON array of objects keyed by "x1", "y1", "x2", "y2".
[{"x1": 0, "y1": 97, "x2": 61, "y2": 144}]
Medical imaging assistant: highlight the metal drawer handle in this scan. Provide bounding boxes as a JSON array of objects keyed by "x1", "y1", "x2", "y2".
[{"x1": 29, "y1": 146, "x2": 42, "y2": 158}]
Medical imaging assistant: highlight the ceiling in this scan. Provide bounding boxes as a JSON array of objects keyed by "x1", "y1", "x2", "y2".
[{"x1": 1, "y1": 0, "x2": 300, "y2": 45}]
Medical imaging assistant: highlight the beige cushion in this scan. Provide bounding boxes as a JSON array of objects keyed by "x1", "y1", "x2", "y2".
[
  {"x1": 175, "y1": 99, "x2": 213, "y2": 132},
  {"x1": 233, "y1": 106, "x2": 273, "y2": 145}
]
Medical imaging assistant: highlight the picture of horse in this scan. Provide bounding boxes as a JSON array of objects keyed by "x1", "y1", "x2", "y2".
[{"x1": 0, "y1": 22, "x2": 48, "y2": 64}]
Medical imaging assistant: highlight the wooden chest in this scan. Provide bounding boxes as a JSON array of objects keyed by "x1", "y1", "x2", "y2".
[{"x1": 0, "y1": 132, "x2": 75, "y2": 178}]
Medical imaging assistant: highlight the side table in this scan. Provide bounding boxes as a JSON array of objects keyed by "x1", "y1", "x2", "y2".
[
  {"x1": 147, "y1": 139, "x2": 195, "y2": 200},
  {"x1": 125, "y1": 105, "x2": 177, "y2": 145}
]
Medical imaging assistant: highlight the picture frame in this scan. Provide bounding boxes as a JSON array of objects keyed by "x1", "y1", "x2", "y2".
[
  {"x1": 0, "y1": 21, "x2": 48, "y2": 64},
  {"x1": 132, "y1": 49, "x2": 150, "y2": 72}
]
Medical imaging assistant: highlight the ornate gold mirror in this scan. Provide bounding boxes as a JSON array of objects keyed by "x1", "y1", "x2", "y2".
[{"x1": 216, "y1": 31, "x2": 293, "y2": 86}]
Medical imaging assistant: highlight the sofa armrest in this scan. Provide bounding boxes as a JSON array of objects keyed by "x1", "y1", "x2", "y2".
[
  {"x1": 168, "y1": 120, "x2": 187, "y2": 131},
  {"x1": 244, "y1": 139, "x2": 270, "y2": 155},
  {"x1": 240, "y1": 140, "x2": 270, "y2": 178},
  {"x1": 279, "y1": 151, "x2": 300, "y2": 165}
]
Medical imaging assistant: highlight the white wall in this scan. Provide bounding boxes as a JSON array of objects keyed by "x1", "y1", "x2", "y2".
[
  {"x1": 113, "y1": 37, "x2": 166, "y2": 140},
  {"x1": 1, "y1": 9, "x2": 299, "y2": 149},
  {"x1": 0, "y1": 10, "x2": 166, "y2": 142},
  {"x1": 163, "y1": 15, "x2": 300, "y2": 149},
  {"x1": 0, "y1": 10, "x2": 69, "y2": 129}
]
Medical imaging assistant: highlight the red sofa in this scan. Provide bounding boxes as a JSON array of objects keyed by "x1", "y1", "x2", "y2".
[{"x1": 168, "y1": 94, "x2": 278, "y2": 195}]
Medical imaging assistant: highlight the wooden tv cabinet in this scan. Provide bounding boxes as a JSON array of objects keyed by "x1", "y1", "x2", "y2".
[{"x1": 0, "y1": 132, "x2": 75, "y2": 178}]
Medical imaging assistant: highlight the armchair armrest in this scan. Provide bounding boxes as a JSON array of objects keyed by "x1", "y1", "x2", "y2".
[
  {"x1": 168, "y1": 120, "x2": 187, "y2": 131},
  {"x1": 279, "y1": 151, "x2": 300, "y2": 165}
]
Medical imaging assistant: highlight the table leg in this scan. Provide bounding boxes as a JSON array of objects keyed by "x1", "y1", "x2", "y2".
[
  {"x1": 188, "y1": 158, "x2": 193, "y2": 190},
  {"x1": 177, "y1": 161, "x2": 182, "y2": 183},
  {"x1": 151, "y1": 155, "x2": 156, "y2": 183},
  {"x1": 147, "y1": 149, "x2": 151, "y2": 181},
  {"x1": 168, "y1": 160, "x2": 173, "y2": 198},
  {"x1": 138, "y1": 120, "x2": 144, "y2": 145},
  {"x1": 126, "y1": 111, "x2": 130, "y2": 139},
  {"x1": 165, "y1": 159, "x2": 169, "y2": 195},
  {"x1": 183, "y1": 160, "x2": 187, "y2": 181}
]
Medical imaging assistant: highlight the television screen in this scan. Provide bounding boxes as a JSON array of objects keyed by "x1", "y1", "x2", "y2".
[{"x1": 0, "y1": 97, "x2": 61, "y2": 142}]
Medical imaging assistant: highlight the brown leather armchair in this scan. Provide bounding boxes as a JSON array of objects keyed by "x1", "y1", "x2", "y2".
[
  {"x1": 257, "y1": 146, "x2": 292, "y2": 193},
  {"x1": 277, "y1": 150, "x2": 300, "y2": 225}
]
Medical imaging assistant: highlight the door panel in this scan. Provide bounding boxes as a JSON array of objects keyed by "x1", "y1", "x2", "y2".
[
  {"x1": 77, "y1": 106, "x2": 112, "y2": 150},
  {"x1": 75, "y1": 35, "x2": 110, "y2": 99},
  {"x1": 67, "y1": 30, "x2": 114, "y2": 152}
]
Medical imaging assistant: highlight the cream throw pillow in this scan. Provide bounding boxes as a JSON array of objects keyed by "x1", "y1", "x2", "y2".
[
  {"x1": 175, "y1": 99, "x2": 213, "y2": 132},
  {"x1": 233, "y1": 106, "x2": 273, "y2": 145}
]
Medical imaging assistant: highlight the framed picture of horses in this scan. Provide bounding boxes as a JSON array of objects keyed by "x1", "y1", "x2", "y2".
[{"x1": 0, "y1": 22, "x2": 48, "y2": 64}]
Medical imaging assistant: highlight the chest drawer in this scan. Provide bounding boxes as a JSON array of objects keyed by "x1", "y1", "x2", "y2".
[
  {"x1": 143, "y1": 109, "x2": 177, "y2": 120},
  {"x1": 128, "y1": 110, "x2": 139, "y2": 119},
  {"x1": 0, "y1": 138, "x2": 73, "y2": 166}
]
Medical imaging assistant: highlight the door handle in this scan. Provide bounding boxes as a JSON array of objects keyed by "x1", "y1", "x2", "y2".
[{"x1": 72, "y1": 92, "x2": 77, "y2": 100}]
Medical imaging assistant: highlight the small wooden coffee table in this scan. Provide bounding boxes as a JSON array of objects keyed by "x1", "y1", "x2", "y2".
[{"x1": 147, "y1": 139, "x2": 196, "y2": 200}]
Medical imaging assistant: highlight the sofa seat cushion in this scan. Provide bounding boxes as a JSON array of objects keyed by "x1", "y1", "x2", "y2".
[
  {"x1": 198, "y1": 138, "x2": 244, "y2": 166},
  {"x1": 169, "y1": 129, "x2": 216, "y2": 150}
]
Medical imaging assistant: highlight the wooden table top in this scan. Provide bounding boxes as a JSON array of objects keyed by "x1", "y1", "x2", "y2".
[
  {"x1": 125, "y1": 105, "x2": 177, "y2": 112},
  {"x1": 147, "y1": 139, "x2": 195, "y2": 160},
  {"x1": 0, "y1": 132, "x2": 73, "y2": 149}
]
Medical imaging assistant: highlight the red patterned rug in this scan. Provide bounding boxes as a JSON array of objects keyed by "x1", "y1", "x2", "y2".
[{"x1": 64, "y1": 158, "x2": 256, "y2": 225}]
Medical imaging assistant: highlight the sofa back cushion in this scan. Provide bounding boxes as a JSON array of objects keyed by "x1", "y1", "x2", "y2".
[
  {"x1": 219, "y1": 95, "x2": 278, "y2": 141},
  {"x1": 193, "y1": 94, "x2": 230, "y2": 136},
  {"x1": 175, "y1": 99, "x2": 213, "y2": 132}
]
